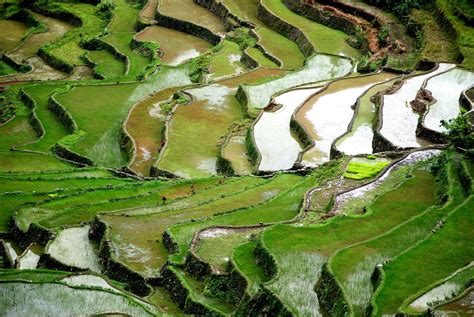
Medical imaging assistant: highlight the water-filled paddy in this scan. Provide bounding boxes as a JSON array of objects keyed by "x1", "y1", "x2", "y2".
[
  {"x1": 242, "y1": 54, "x2": 352, "y2": 110},
  {"x1": 8, "y1": 13, "x2": 73, "y2": 64},
  {"x1": 126, "y1": 88, "x2": 177, "y2": 176},
  {"x1": 255, "y1": 86, "x2": 323, "y2": 171},
  {"x1": 380, "y1": 63, "x2": 455, "y2": 148},
  {"x1": 136, "y1": 26, "x2": 212, "y2": 66},
  {"x1": 0, "y1": 20, "x2": 28, "y2": 54},
  {"x1": 157, "y1": 69, "x2": 285, "y2": 178},
  {"x1": 297, "y1": 73, "x2": 395, "y2": 167},
  {"x1": 424, "y1": 67, "x2": 474, "y2": 132},
  {"x1": 47, "y1": 226, "x2": 102, "y2": 272},
  {"x1": 336, "y1": 76, "x2": 400, "y2": 155},
  {"x1": 158, "y1": 0, "x2": 226, "y2": 35}
]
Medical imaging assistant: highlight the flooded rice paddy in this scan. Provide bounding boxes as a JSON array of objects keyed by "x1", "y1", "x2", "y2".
[
  {"x1": 336, "y1": 76, "x2": 400, "y2": 155},
  {"x1": 136, "y1": 26, "x2": 212, "y2": 66},
  {"x1": 47, "y1": 226, "x2": 102, "y2": 272},
  {"x1": 380, "y1": 63, "x2": 455, "y2": 148},
  {"x1": 297, "y1": 73, "x2": 395, "y2": 167},
  {"x1": 243, "y1": 54, "x2": 352, "y2": 109},
  {"x1": 158, "y1": 0, "x2": 226, "y2": 35},
  {"x1": 0, "y1": 20, "x2": 28, "y2": 54},
  {"x1": 255, "y1": 86, "x2": 323, "y2": 171},
  {"x1": 424, "y1": 67, "x2": 474, "y2": 132}
]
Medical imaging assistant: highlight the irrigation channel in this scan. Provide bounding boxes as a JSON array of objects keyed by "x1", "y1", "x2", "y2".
[{"x1": 0, "y1": 0, "x2": 473, "y2": 316}]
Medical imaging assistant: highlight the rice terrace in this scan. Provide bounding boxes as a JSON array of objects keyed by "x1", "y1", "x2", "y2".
[{"x1": 0, "y1": 0, "x2": 473, "y2": 315}]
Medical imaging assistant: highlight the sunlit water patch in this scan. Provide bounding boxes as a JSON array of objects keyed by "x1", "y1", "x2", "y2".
[
  {"x1": 255, "y1": 87, "x2": 323, "y2": 171},
  {"x1": 380, "y1": 64, "x2": 455, "y2": 148},
  {"x1": 47, "y1": 226, "x2": 102, "y2": 272},
  {"x1": 243, "y1": 55, "x2": 352, "y2": 109},
  {"x1": 424, "y1": 67, "x2": 474, "y2": 132},
  {"x1": 299, "y1": 73, "x2": 394, "y2": 167},
  {"x1": 337, "y1": 77, "x2": 399, "y2": 155}
]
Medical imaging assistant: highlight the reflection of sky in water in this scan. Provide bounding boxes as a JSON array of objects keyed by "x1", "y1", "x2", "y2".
[
  {"x1": 425, "y1": 68, "x2": 474, "y2": 132},
  {"x1": 245, "y1": 55, "x2": 352, "y2": 109},
  {"x1": 255, "y1": 87, "x2": 322, "y2": 171},
  {"x1": 380, "y1": 63, "x2": 454, "y2": 148}
]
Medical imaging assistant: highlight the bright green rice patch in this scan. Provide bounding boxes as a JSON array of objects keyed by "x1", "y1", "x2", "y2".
[
  {"x1": 168, "y1": 173, "x2": 313, "y2": 264},
  {"x1": 44, "y1": 2, "x2": 106, "y2": 67},
  {"x1": 0, "y1": 116, "x2": 37, "y2": 150},
  {"x1": 88, "y1": 50, "x2": 125, "y2": 79},
  {"x1": 343, "y1": 161, "x2": 389, "y2": 180},
  {"x1": 261, "y1": 0, "x2": 361, "y2": 58},
  {"x1": 54, "y1": 67, "x2": 190, "y2": 167},
  {"x1": 374, "y1": 194, "x2": 474, "y2": 315}
]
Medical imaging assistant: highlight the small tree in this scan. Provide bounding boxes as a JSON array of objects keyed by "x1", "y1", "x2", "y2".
[{"x1": 441, "y1": 114, "x2": 473, "y2": 150}]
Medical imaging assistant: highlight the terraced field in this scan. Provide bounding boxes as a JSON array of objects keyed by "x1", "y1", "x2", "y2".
[{"x1": 0, "y1": 0, "x2": 473, "y2": 316}]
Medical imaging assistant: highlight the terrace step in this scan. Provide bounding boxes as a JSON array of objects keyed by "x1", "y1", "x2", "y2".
[{"x1": 329, "y1": 160, "x2": 469, "y2": 315}]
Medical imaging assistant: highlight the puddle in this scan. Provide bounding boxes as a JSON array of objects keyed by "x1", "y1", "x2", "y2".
[
  {"x1": 47, "y1": 226, "x2": 102, "y2": 272},
  {"x1": 424, "y1": 67, "x2": 474, "y2": 132},
  {"x1": 243, "y1": 54, "x2": 352, "y2": 109},
  {"x1": 255, "y1": 86, "x2": 323, "y2": 171},
  {"x1": 298, "y1": 73, "x2": 395, "y2": 167},
  {"x1": 136, "y1": 26, "x2": 211, "y2": 66},
  {"x1": 336, "y1": 77, "x2": 399, "y2": 155},
  {"x1": 61, "y1": 275, "x2": 117, "y2": 292},
  {"x1": 380, "y1": 63, "x2": 455, "y2": 148}
]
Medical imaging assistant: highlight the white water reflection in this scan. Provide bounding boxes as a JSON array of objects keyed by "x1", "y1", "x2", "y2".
[
  {"x1": 424, "y1": 68, "x2": 474, "y2": 132},
  {"x1": 255, "y1": 87, "x2": 323, "y2": 171},
  {"x1": 380, "y1": 64, "x2": 455, "y2": 148},
  {"x1": 244, "y1": 55, "x2": 352, "y2": 109}
]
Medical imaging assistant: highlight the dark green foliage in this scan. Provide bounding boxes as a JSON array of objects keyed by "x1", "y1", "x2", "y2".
[
  {"x1": 441, "y1": 114, "x2": 474, "y2": 150},
  {"x1": 227, "y1": 28, "x2": 257, "y2": 50},
  {"x1": 245, "y1": 128, "x2": 259, "y2": 167},
  {"x1": 187, "y1": 55, "x2": 211, "y2": 83}
]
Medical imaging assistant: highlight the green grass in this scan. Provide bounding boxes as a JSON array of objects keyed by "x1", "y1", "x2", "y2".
[
  {"x1": 435, "y1": 0, "x2": 474, "y2": 70},
  {"x1": 195, "y1": 229, "x2": 260, "y2": 272},
  {"x1": 42, "y1": 2, "x2": 106, "y2": 67},
  {"x1": 261, "y1": 169, "x2": 436, "y2": 315},
  {"x1": 0, "y1": 151, "x2": 72, "y2": 173},
  {"x1": 261, "y1": 0, "x2": 361, "y2": 58},
  {"x1": 332, "y1": 163, "x2": 466, "y2": 316},
  {"x1": 0, "y1": 116, "x2": 37, "y2": 150},
  {"x1": 232, "y1": 242, "x2": 270, "y2": 296},
  {"x1": 87, "y1": 50, "x2": 125, "y2": 79},
  {"x1": 21, "y1": 84, "x2": 70, "y2": 153},
  {"x1": 54, "y1": 67, "x2": 190, "y2": 167},
  {"x1": 245, "y1": 47, "x2": 279, "y2": 68},
  {"x1": 219, "y1": 0, "x2": 305, "y2": 69},
  {"x1": 343, "y1": 161, "x2": 389, "y2": 180}
]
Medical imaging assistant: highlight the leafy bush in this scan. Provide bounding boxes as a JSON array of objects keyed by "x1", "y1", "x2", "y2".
[{"x1": 441, "y1": 114, "x2": 474, "y2": 150}]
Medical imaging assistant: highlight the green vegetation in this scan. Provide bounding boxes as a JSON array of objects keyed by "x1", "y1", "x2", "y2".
[
  {"x1": 0, "y1": 0, "x2": 472, "y2": 315},
  {"x1": 343, "y1": 161, "x2": 389, "y2": 180}
]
